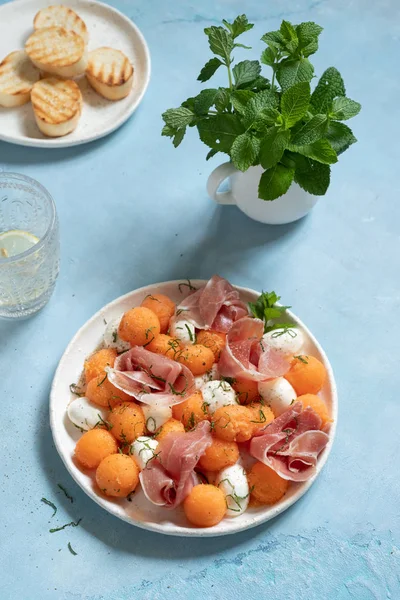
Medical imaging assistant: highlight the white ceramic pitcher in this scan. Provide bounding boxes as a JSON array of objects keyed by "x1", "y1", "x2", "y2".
[{"x1": 207, "y1": 163, "x2": 319, "y2": 225}]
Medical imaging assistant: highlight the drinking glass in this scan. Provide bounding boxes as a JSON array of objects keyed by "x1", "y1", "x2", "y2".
[{"x1": 0, "y1": 172, "x2": 59, "y2": 319}]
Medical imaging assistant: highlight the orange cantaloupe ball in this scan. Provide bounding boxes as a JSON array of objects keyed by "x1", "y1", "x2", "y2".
[
  {"x1": 284, "y1": 355, "x2": 326, "y2": 395},
  {"x1": 213, "y1": 405, "x2": 254, "y2": 443},
  {"x1": 248, "y1": 402, "x2": 275, "y2": 434},
  {"x1": 118, "y1": 306, "x2": 161, "y2": 346},
  {"x1": 247, "y1": 462, "x2": 289, "y2": 505},
  {"x1": 297, "y1": 394, "x2": 331, "y2": 427},
  {"x1": 183, "y1": 484, "x2": 226, "y2": 527},
  {"x1": 196, "y1": 330, "x2": 226, "y2": 361},
  {"x1": 172, "y1": 391, "x2": 209, "y2": 429},
  {"x1": 96, "y1": 453, "x2": 139, "y2": 497},
  {"x1": 198, "y1": 438, "x2": 239, "y2": 472},
  {"x1": 141, "y1": 294, "x2": 176, "y2": 334},
  {"x1": 107, "y1": 402, "x2": 145, "y2": 444},
  {"x1": 75, "y1": 428, "x2": 118, "y2": 469},
  {"x1": 177, "y1": 344, "x2": 215, "y2": 376},
  {"x1": 86, "y1": 374, "x2": 132, "y2": 408},
  {"x1": 232, "y1": 378, "x2": 260, "y2": 404},
  {"x1": 155, "y1": 418, "x2": 185, "y2": 442},
  {"x1": 146, "y1": 334, "x2": 182, "y2": 359},
  {"x1": 84, "y1": 348, "x2": 118, "y2": 383}
]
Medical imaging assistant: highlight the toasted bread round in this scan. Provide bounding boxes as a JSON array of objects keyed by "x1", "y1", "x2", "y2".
[
  {"x1": 86, "y1": 47, "x2": 133, "y2": 101},
  {"x1": 34, "y1": 5, "x2": 89, "y2": 44},
  {"x1": 25, "y1": 27, "x2": 88, "y2": 78},
  {"x1": 0, "y1": 50, "x2": 40, "y2": 107},
  {"x1": 31, "y1": 77, "x2": 82, "y2": 137}
]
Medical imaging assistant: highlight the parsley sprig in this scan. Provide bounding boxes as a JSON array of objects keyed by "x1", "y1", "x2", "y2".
[{"x1": 249, "y1": 291, "x2": 294, "y2": 333}]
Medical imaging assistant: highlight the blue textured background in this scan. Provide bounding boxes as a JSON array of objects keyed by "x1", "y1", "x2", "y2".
[{"x1": 0, "y1": 0, "x2": 399, "y2": 598}]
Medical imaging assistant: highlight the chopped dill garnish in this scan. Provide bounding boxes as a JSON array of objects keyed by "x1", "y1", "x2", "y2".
[
  {"x1": 49, "y1": 518, "x2": 81, "y2": 533},
  {"x1": 57, "y1": 484, "x2": 74, "y2": 503},
  {"x1": 97, "y1": 373, "x2": 107, "y2": 387},
  {"x1": 112, "y1": 330, "x2": 118, "y2": 343},
  {"x1": 178, "y1": 279, "x2": 197, "y2": 293},
  {"x1": 67, "y1": 542, "x2": 77, "y2": 556},
  {"x1": 175, "y1": 308, "x2": 187, "y2": 316},
  {"x1": 94, "y1": 415, "x2": 113, "y2": 430},
  {"x1": 69, "y1": 383, "x2": 84, "y2": 397},
  {"x1": 185, "y1": 323, "x2": 196, "y2": 343},
  {"x1": 41, "y1": 497, "x2": 57, "y2": 517},
  {"x1": 221, "y1": 376, "x2": 236, "y2": 386},
  {"x1": 103, "y1": 318, "x2": 107, "y2": 325}
]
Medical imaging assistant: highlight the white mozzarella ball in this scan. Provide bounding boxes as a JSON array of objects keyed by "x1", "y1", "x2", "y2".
[
  {"x1": 201, "y1": 380, "x2": 237, "y2": 414},
  {"x1": 216, "y1": 464, "x2": 249, "y2": 517},
  {"x1": 194, "y1": 364, "x2": 219, "y2": 391},
  {"x1": 169, "y1": 317, "x2": 196, "y2": 345},
  {"x1": 67, "y1": 397, "x2": 106, "y2": 431},
  {"x1": 142, "y1": 403, "x2": 172, "y2": 433},
  {"x1": 262, "y1": 327, "x2": 304, "y2": 356},
  {"x1": 130, "y1": 436, "x2": 159, "y2": 470},
  {"x1": 258, "y1": 377, "x2": 297, "y2": 416},
  {"x1": 103, "y1": 317, "x2": 130, "y2": 353}
]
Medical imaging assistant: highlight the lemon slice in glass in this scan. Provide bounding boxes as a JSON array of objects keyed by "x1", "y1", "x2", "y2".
[{"x1": 0, "y1": 229, "x2": 39, "y2": 258}]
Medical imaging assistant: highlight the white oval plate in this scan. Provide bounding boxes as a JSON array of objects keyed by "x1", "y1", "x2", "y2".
[
  {"x1": 0, "y1": 0, "x2": 150, "y2": 148},
  {"x1": 50, "y1": 280, "x2": 338, "y2": 537}
]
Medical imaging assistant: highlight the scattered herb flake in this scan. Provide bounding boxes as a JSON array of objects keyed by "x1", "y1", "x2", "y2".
[
  {"x1": 41, "y1": 497, "x2": 57, "y2": 517},
  {"x1": 178, "y1": 279, "x2": 197, "y2": 293},
  {"x1": 294, "y1": 355, "x2": 308, "y2": 364},
  {"x1": 57, "y1": 484, "x2": 74, "y2": 503},
  {"x1": 67, "y1": 542, "x2": 77, "y2": 556},
  {"x1": 49, "y1": 518, "x2": 81, "y2": 533}
]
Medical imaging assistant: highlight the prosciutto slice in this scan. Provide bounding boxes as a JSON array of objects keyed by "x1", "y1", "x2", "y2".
[
  {"x1": 250, "y1": 402, "x2": 329, "y2": 481},
  {"x1": 177, "y1": 275, "x2": 248, "y2": 333},
  {"x1": 139, "y1": 421, "x2": 213, "y2": 508},
  {"x1": 218, "y1": 317, "x2": 291, "y2": 381},
  {"x1": 107, "y1": 346, "x2": 195, "y2": 406}
]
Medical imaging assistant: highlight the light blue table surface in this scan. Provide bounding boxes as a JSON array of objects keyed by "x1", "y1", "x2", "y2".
[{"x1": 1, "y1": 0, "x2": 399, "y2": 598}]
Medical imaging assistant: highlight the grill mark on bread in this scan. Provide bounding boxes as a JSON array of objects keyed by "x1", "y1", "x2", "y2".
[
  {"x1": 0, "y1": 51, "x2": 39, "y2": 96},
  {"x1": 31, "y1": 78, "x2": 81, "y2": 124},
  {"x1": 33, "y1": 6, "x2": 88, "y2": 42},
  {"x1": 26, "y1": 27, "x2": 85, "y2": 67}
]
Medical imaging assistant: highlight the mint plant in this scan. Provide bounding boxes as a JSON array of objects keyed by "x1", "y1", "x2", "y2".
[{"x1": 162, "y1": 15, "x2": 361, "y2": 201}]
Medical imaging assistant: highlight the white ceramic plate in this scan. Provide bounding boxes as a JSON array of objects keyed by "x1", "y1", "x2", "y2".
[
  {"x1": 0, "y1": 0, "x2": 150, "y2": 148},
  {"x1": 50, "y1": 280, "x2": 338, "y2": 537}
]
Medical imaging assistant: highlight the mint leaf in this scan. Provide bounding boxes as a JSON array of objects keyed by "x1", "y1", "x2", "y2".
[
  {"x1": 261, "y1": 30, "x2": 285, "y2": 51},
  {"x1": 330, "y1": 97, "x2": 361, "y2": 121},
  {"x1": 197, "y1": 114, "x2": 245, "y2": 153},
  {"x1": 231, "y1": 90, "x2": 255, "y2": 114},
  {"x1": 197, "y1": 58, "x2": 223, "y2": 82},
  {"x1": 310, "y1": 67, "x2": 346, "y2": 113},
  {"x1": 277, "y1": 58, "x2": 314, "y2": 91},
  {"x1": 296, "y1": 22, "x2": 323, "y2": 55},
  {"x1": 258, "y1": 164, "x2": 295, "y2": 201},
  {"x1": 261, "y1": 47, "x2": 275, "y2": 66},
  {"x1": 214, "y1": 88, "x2": 231, "y2": 112},
  {"x1": 162, "y1": 107, "x2": 195, "y2": 129},
  {"x1": 290, "y1": 139, "x2": 338, "y2": 164},
  {"x1": 281, "y1": 82, "x2": 311, "y2": 128},
  {"x1": 243, "y1": 89, "x2": 278, "y2": 127},
  {"x1": 231, "y1": 133, "x2": 260, "y2": 171},
  {"x1": 233, "y1": 60, "x2": 261, "y2": 88},
  {"x1": 290, "y1": 152, "x2": 330, "y2": 195},
  {"x1": 223, "y1": 14, "x2": 254, "y2": 39},
  {"x1": 325, "y1": 121, "x2": 357, "y2": 154},
  {"x1": 259, "y1": 128, "x2": 290, "y2": 169},
  {"x1": 280, "y1": 20, "x2": 298, "y2": 53},
  {"x1": 161, "y1": 125, "x2": 186, "y2": 148},
  {"x1": 204, "y1": 26, "x2": 234, "y2": 63},
  {"x1": 245, "y1": 76, "x2": 271, "y2": 92},
  {"x1": 291, "y1": 114, "x2": 328, "y2": 145},
  {"x1": 206, "y1": 148, "x2": 219, "y2": 160},
  {"x1": 193, "y1": 89, "x2": 218, "y2": 115},
  {"x1": 253, "y1": 107, "x2": 281, "y2": 131}
]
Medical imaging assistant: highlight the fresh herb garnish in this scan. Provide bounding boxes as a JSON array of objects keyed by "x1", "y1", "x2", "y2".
[
  {"x1": 67, "y1": 542, "x2": 77, "y2": 556},
  {"x1": 178, "y1": 279, "x2": 197, "y2": 293},
  {"x1": 69, "y1": 383, "x2": 84, "y2": 397},
  {"x1": 185, "y1": 323, "x2": 196, "y2": 343},
  {"x1": 97, "y1": 373, "x2": 107, "y2": 387},
  {"x1": 94, "y1": 415, "x2": 113, "y2": 430},
  {"x1": 112, "y1": 330, "x2": 118, "y2": 343},
  {"x1": 294, "y1": 355, "x2": 308, "y2": 364},
  {"x1": 49, "y1": 518, "x2": 81, "y2": 533},
  {"x1": 57, "y1": 484, "x2": 74, "y2": 503},
  {"x1": 162, "y1": 15, "x2": 360, "y2": 201},
  {"x1": 249, "y1": 291, "x2": 294, "y2": 333},
  {"x1": 41, "y1": 497, "x2": 57, "y2": 517}
]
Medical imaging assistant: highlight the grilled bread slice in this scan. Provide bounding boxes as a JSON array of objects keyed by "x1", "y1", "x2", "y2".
[
  {"x1": 25, "y1": 27, "x2": 88, "y2": 78},
  {"x1": 34, "y1": 5, "x2": 89, "y2": 44},
  {"x1": 86, "y1": 47, "x2": 133, "y2": 100},
  {"x1": 0, "y1": 50, "x2": 40, "y2": 107},
  {"x1": 31, "y1": 77, "x2": 82, "y2": 137}
]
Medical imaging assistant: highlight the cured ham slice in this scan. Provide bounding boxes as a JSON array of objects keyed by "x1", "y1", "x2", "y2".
[
  {"x1": 250, "y1": 402, "x2": 329, "y2": 481},
  {"x1": 139, "y1": 421, "x2": 213, "y2": 508},
  {"x1": 107, "y1": 346, "x2": 195, "y2": 406},
  {"x1": 177, "y1": 275, "x2": 248, "y2": 333},
  {"x1": 218, "y1": 317, "x2": 291, "y2": 381}
]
